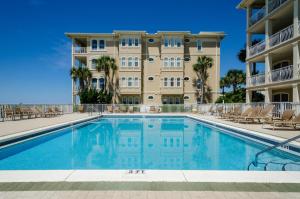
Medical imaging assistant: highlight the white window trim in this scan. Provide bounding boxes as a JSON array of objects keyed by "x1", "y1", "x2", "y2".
[
  {"x1": 90, "y1": 39, "x2": 107, "y2": 51},
  {"x1": 120, "y1": 76, "x2": 140, "y2": 88},
  {"x1": 120, "y1": 37, "x2": 140, "y2": 48},
  {"x1": 163, "y1": 37, "x2": 182, "y2": 48},
  {"x1": 163, "y1": 77, "x2": 181, "y2": 87}
]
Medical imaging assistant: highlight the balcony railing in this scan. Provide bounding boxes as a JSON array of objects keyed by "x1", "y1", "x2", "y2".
[
  {"x1": 248, "y1": 73, "x2": 265, "y2": 87},
  {"x1": 248, "y1": 24, "x2": 295, "y2": 58},
  {"x1": 270, "y1": 65, "x2": 293, "y2": 82},
  {"x1": 249, "y1": 40, "x2": 266, "y2": 57},
  {"x1": 269, "y1": 24, "x2": 294, "y2": 47},
  {"x1": 268, "y1": 0, "x2": 288, "y2": 13},
  {"x1": 249, "y1": 6, "x2": 265, "y2": 26},
  {"x1": 73, "y1": 47, "x2": 87, "y2": 54}
]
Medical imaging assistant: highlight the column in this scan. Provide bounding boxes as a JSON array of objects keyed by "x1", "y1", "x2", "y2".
[
  {"x1": 265, "y1": 53, "x2": 272, "y2": 84},
  {"x1": 246, "y1": 6, "x2": 252, "y2": 58},
  {"x1": 294, "y1": 0, "x2": 300, "y2": 37},
  {"x1": 293, "y1": 42, "x2": 300, "y2": 79},
  {"x1": 246, "y1": 62, "x2": 251, "y2": 87},
  {"x1": 265, "y1": 19, "x2": 272, "y2": 50},
  {"x1": 264, "y1": 87, "x2": 272, "y2": 103},
  {"x1": 293, "y1": 84, "x2": 300, "y2": 102},
  {"x1": 246, "y1": 89, "x2": 252, "y2": 103}
]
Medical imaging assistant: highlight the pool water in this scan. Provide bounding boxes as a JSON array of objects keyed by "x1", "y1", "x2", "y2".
[{"x1": 0, "y1": 116, "x2": 299, "y2": 170}]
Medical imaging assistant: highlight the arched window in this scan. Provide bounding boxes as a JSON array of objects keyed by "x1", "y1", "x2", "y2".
[
  {"x1": 170, "y1": 58, "x2": 175, "y2": 67},
  {"x1": 91, "y1": 59, "x2": 97, "y2": 69},
  {"x1": 134, "y1": 57, "x2": 139, "y2": 67},
  {"x1": 121, "y1": 57, "x2": 126, "y2": 67},
  {"x1": 128, "y1": 57, "x2": 133, "y2": 67},
  {"x1": 176, "y1": 57, "x2": 181, "y2": 67},
  {"x1": 92, "y1": 78, "x2": 97, "y2": 88},
  {"x1": 164, "y1": 58, "x2": 168, "y2": 67},
  {"x1": 99, "y1": 78, "x2": 105, "y2": 90}
]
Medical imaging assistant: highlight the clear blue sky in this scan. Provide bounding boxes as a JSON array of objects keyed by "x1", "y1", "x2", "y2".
[{"x1": 0, "y1": 0, "x2": 245, "y2": 104}]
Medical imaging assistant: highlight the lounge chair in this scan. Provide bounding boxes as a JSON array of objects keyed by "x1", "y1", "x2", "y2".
[
  {"x1": 107, "y1": 105, "x2": 113, "y2": 113},
  {"x1": 216, "y1": 106, "x2": 224, "y2": 117},
  {"x1": 262, "y1": 109, "x2": 295, "y2": 129},
  {"x1": 208, "y1": 105, "x2": 216, "y2": 115},
  {"x1": 230, "y1": 107, "x2": 253, "y2": 121},
  {"x1": 48, "y1": 108, "x2": 58, "y2": 116},
  {"x1": 149, "y1": 106, "x2": 159, "y2": 113},
  {"x1": 220, "y1": 107, "x2": 233, "y2": 119},
  {"x1": 128, "y1": 106, "x2": 134, "y2": 113},
  {"x1": 4, "y1": 107, "x2": 16, "y2": 120},
  {"x1": 271, "y1": 113, "x2": 300, "y2": 130},
  {"x1": 236, "y1": 106, "x2": 262, "y2": 123},
  {"x1": 54, "y1": 107, "x2": 63, "y2": 115},
  {"x1": 120, "y1": 106, "x2": 128, "y2": 113},
  {"x1": 222, "y1": 106, "x2": 241, "y2": 119},
  {"x1": 35, "y1": 107, "x2": 52, "y2": 118}
]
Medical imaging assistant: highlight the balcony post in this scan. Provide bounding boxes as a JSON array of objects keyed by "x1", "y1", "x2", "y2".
[
  {"x1": 264, "y1": 87, "x2": 272, "y2": 103},
  {"x1": 246, "y1": 6, "x2": 252, "y2": 29},
  {"x1": 294, "y1": 0, "x2": 300, "y2": 37},
  {"x1": 293, "y1": 83, "x2": 300, "y2": 103},
  {"x1": 265, "y1": 0, "x2": 269, "y2": 14},
  {"x1": 246, "y1": 89, "x2": 252, "y2": 103},
  {"x1": 265, "y1": 19, "x2": 273, "y2": 50},
  {"x1": 293, "y1": 41, "x2": 300, "y2": 79},
  {"x1": 246, "y1": 62, "x2": 251, "y2": 87},
  {"x1": 265, "y1": 53, "x2": 272, "y2": 83}
]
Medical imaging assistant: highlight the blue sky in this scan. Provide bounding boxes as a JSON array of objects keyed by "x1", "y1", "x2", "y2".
[{"x1": 0, "y1": 0, "x2": 245, "y2": 104}]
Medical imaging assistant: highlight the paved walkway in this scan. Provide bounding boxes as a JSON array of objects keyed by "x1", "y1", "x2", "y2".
[
  {"x1": 0, "y1": 113, "x2": 92, "y2": 137},
  {"x1": 191, "y1": 114, "x2": 300, "y2": 142},
  {"x1": 1, "y1": 191, "x2": 300, "y2": 199}
]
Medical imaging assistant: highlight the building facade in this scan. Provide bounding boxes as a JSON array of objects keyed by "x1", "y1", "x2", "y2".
[
  {"x1": 66, "y1": 31, "x2": 225, "y2": 105},
  {"x1": 238, "y1": 0, "x2": 300, "y2": 103}
]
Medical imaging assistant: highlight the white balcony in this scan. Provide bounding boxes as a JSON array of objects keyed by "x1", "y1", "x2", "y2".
[
  {"x1": 249, "y1": 6, "x2": 265, "y2": 26},
  {"x1": 269, "y1": 24, "x2": 294, "y2": 47},
  {"x1": 268, "y1": 0, "x2": 288, "y2": 13},
  {"x1": 73, "y1": 47, "x2": 87, "y2": 54},
  {"x1": 249, "y1": 40, "x2": 266, "y2": 57},
  {"x1": 270, "y1": 65, "x2": 293, "y2": 82},
  {"x1": 248, "y1": 73, "x2": 265, "y2": 87}
]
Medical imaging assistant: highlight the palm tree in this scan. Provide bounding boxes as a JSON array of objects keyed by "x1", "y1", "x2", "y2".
[
  {"x1": 220, "y1": 77, "x2": 229, "y2": 95},
  {"x1": 70, "y1": 66, "x2": 92, "y2": 91},
  {"x1": 96, "y1": 56, "x2": 118, "y2": 98},
  {"x1": 226, "y1": 69, "x2": 246, "y2": 93},
  {"x1": 237, "y1": 39, "x2": 261, "y2": 75},
  {"x1": 193, "y1": 56, "x2": 213, "y2": 103}
]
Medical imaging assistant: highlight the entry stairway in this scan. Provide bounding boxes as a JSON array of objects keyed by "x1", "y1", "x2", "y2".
[{"x1": 248, "y1": 135, "x2": 300, "y2": 171}]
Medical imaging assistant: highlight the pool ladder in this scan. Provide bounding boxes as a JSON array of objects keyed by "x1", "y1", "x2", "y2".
[{"x1": 248, "y1": 134, "x2": 300, "y2": 171}]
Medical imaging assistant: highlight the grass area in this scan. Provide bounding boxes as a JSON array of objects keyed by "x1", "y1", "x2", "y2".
[{"x1": 0, "y1": 182, "x2": 300, "y2": 192}]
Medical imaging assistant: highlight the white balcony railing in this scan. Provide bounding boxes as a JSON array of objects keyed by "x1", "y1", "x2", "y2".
[
  {"x1": 73, "y1": 47, "x2": 87, "y2": 54},
  {"x1": 268, "y1": 0, "x2": 288, "y2": 13},
  {"x1": 249, "y1": 6, "x2": 266, "y2": 26},
  {"x1": 249, "y1": 40, "x2": 266, "y2": 57},
  {"x1": 270, "y1": 65, "x2": 293, "y2": 82},
  {"x1": 248, "y1": 73, "x2": 265, "y2": 87},
  {"x1": 269, "y1": 24, "x2": 294, "y2": 47}
]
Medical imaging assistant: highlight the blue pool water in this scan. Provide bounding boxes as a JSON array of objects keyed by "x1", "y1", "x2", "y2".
[{"x1": 0, "y1": 116, "x2": 299, "y2": 170}]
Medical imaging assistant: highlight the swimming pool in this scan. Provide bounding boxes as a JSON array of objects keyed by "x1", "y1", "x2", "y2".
[{"x1": 0, "y1": 115, "x2": 299, "y2": 170}]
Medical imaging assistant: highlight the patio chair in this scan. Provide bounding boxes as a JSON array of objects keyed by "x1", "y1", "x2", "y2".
[
  {"x1": 54, "y1": 107, "x2": 63, "y2": 115},
  {"x1": 35, "y1": 107, "x2": 52, "y2": 118},
  {"x1": 48, "y1": 108, "x2": 58, "y2": 116},
  {"x1": 271, "y1": 113, "x2": 300, "y2": 130},
  {"x1": 236, "y1": 106, "x2": 262, "y2": 123},
  {"x1": 262, "y1": 109, "x2": 295, "y2": 129}
]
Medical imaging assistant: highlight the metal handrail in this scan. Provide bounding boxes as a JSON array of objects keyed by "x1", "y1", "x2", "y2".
[{"x1": 248, "y1": 134, "x2": 300, "y2": 169}]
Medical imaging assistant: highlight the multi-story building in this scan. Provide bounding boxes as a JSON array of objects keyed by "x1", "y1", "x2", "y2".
[
  {"x1": 66, "y1": 31, "x2": 225, "y2": 105},
  {"x1": 238, "y1": 0, "x2": 300, "y2": 103}
]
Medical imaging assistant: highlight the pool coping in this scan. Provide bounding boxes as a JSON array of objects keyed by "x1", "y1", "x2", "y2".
[{"x1": 0, "y1": 113, "x2": 300, "y2": 183}]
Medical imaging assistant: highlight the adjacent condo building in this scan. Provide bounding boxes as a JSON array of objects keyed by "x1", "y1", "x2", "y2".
[
  {"x1": 238, "y1": 0, "x2": 300, "y2": 103},
  {"x1": 66, "y1": 31, "x2": 225, "y2": 105}
]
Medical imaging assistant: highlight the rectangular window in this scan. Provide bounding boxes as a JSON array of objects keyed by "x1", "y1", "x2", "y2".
[
  {"x1": 122, "y1": 97, "x2": 127, "y2": 104},
  {"x1": 176, "y1": 78, "x2": 181, "y2": 87},
  {"x1": 164, "y1": 78, "x2": 168, "y2": 87},
  {"x1": 92, "y1": 40, "x2": 97, "y2": 50},
  {"x1": 164, "y1": 58, "x2": 169, "y2": 67},
  {"x1": 121, "y1": 57, "x2": 126, "y2": 67},
  {"x1": 170, "y1": 58, "x2": 175, "y2": 67},
  {"x1": 99, "y1": 40, "x2": 105, "y2": 49},
  {"x1": 121, "y1": 77, "x2": 126, "y2": 87},
  {"x1": 197, "y1": 40, "x2": 202, "y2": 51},
  {"x1": 176, "y1": 58, "x2": 181, "y2": 67},
  {"x1": 128, "y1": 38, "x2": 133, "y2": 46},
  {"x1": 121, "y1": 38, "x2": 126, "y2": 46},
  {"x1": 134, "y1": 77, "x2": 139, "y2": 87},
  {"x1": 134, "y1": 38, "x2": 139, "y2": 46},
  {"x1": 128, "y1": 77, "x2": 133, "y2": 87},
  {"x1": 176, "y1": 38, "x2": 181, "y2": 47},
  {"x1": 170, "y1": 78, "x2": 174, "y2": 87},
  {"x1": 164, "y1": 37, "x2": 168, "y2": 47},
  {"x1": 134, "y1": 57, "x2": 139, "y2": 67},
  {"x1": 175, "y1": 97, "x2": 180, "y2": 104},
  {"x1": 134, "y1": 97, "x2": 139, "y2": 104},
  {"x1": 128, "y1": 57, "x2": 133, "y2": 67},
  {"x1": 170, "y1": 38, "x2": 175, "y2": 47},
  {"x1": 128, "y1": 96, "x2": 133, "y2": 104}
]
